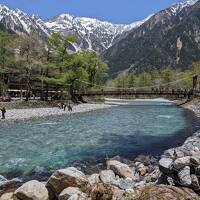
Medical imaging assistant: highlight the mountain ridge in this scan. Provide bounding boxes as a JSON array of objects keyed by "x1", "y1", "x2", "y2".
[
  {"x1": 103, "y1": 0, "x2": 200, "y2": 75},
  {"x1": 0, "y1": 4, "x2": 152, "y2": 52},
  {"x1": 0, "y1": 0, "x2": 199, "y2": 75}
]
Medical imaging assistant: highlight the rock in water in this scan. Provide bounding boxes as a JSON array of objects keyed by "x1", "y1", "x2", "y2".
[
  {"x1": 14, "y1": 180, "x2": 49, "y2": 200},
  {"x1": 0, "y1": 175, "x2": 7, "y2": 182},
  {"x1": 107, "y1": 160, "x2": 133, "y2": 178},
  {"x1": 99, "y1": 170, "x2": 116, "y2": 184},
  {"x1": 0, "y1": 178, "x2": 21, "y2": 191},
  {"x1": 46, "y1": 167, "x2": 89, "y2": 198},
  {"x1": 59, "y1": 187, "x2": 87, "y2": 200},
  {"x1": 178, "y1": 166, "x2": 192, "y2": 186},
  {"x1": 159, "y1": 158, "x2": 173, "y2": 174}
]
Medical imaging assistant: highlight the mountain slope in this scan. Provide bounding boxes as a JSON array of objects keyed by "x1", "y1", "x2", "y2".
[
  {"x1": 104, "y1": 0, "x2": 200, "y2": 75},
  {"x1": 0, "y1": 4, "x2": 151, "y2": 53},
  {"x1": 45, "y1": 14, "x2": 152, "y2": 52},
  {"x1": 0, "y1": 4, "x2": 50, "y2": 37}
]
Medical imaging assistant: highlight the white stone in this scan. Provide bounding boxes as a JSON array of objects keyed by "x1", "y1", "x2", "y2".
[
  {"x1": 46, "y1": 167, "x2": 89, "y2": 197},
  {"x1": 174, "y1": 156, "x2": 191, "y2": 170},
  {"x1": 14, "y1": 180, "x2": 49, "y2": 200},
  {"x1": 107, "y1": 160, "x2": 133, "y2": 178},
  {"x1": 59, "y1": 187, "x2": 87, "y2": 200},
  {"x1": 88, "y1": 174, "x2": 99, "y2": 185},
  {"x1": 159, "y1": 158, "x2": 173, "y2": 173},
  {"x1": 178, "y1": 166, "x2": 192, "y2": 186},
  {"x1": 99, "y1": 170, "x2": 116, "y2": 184}
]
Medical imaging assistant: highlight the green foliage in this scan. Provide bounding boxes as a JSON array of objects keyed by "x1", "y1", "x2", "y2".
[
  {"x1": 43, "y1": 33, "x2": 108, "y2": 100},
  {"x1": 108, "y1": 65, "x2": 197, "y2": 90},
  {"x1": 0, "y1": 31, "x2": 15, "y2": 96}
]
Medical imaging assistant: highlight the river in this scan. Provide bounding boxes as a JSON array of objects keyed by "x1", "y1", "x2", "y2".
[{"x1": 0, "y1": 102, "x2": 199, "y2": 180}]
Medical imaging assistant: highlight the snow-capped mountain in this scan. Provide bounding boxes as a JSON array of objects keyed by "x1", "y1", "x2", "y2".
[
  {"x1": 0, "y1": 3, "x2": 152, "y2": 52},
  {"x1": 0, "y1": 4, "x2": 49, "y2": 37},
  {"x1": 0, "y1": 0, "x2": 198, "y2": 54},
  {"x1": 168, "y1": 0, "x2": 198, "y2": 15},
  {"x1": 104, "y1": 0, "x2": 200, "y2": 75},
  {"x1": 45, "y1": 14, "x2": 153, "y2": 52}
]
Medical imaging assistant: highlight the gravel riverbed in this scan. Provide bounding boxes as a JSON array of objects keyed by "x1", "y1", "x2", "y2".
[{"x1": 0, "y1": 103, "x2": 115, "y2": 121}]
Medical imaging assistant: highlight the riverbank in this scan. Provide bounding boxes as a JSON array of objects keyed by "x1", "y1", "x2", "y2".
[
  {"x1": 0, "y1": 103, "x2": 115, "y2": 121},
  {"x1": 1, "y1": 98, "x2": 200, "y2": 199},
  {"x1": 182, "y1": 97, "x2": 200, "y2": 117}
]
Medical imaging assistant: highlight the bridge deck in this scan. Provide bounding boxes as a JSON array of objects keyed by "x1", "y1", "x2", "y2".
[{"x1": 78, "y1": 90, "x2": 192, "y2": 96}]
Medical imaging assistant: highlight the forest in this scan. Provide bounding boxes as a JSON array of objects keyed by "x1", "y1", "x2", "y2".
[
  {"x1": 0, "y1": 31, "x2": 200, "y2": 102},
  {"x1": 0, "y1": 31, "x2": 108, "y2": 101}
]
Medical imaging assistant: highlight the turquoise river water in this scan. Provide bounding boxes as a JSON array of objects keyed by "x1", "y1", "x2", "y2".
[{"x1": 0, "y1": 103, "x2": 199, "y2": 180}]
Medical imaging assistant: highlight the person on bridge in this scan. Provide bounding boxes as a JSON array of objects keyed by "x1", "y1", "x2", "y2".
[{"x1": 1, "y1": 107, "x2": 6, "y2": 120}]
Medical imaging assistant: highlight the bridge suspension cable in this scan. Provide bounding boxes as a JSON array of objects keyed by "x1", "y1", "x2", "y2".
[{"x1": 77, "y1": 75, "x2": 196, "y2": 91}]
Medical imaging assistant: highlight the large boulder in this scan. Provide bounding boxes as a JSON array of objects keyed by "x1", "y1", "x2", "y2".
[
  {"x1": 88, "y1": 174, "x2": 100, "y2": 186},
  {"x1": 90, "y1": 183, "x2": 113, "y2": 200},
  {"x1": 190, "y1": 156, "x2": 200, "y2": 165},
  {"x1": 68, "y1": 193, "x2": 87, "y2": 200},
  {"x1": 99, "y1": 170, "x2": 116, "y2": 185},
  {"x1": 144, "y1": 166, "x2": 161, "y2": 183},
  {"x1": 164, "y1": 148, "x2": 184, "y2": 159},
  {"x1": 112, "y1": 187, "x2": 126, "y2": 200},
  {"x1": 0, "y1": 178, "x2": 21, "y2": 191},
  {"x1": 0, "y1": 191, "x2": 15, "y2": 200},
  {"x1": 159, "y1": 158, "x2": 173, "y2": 174},
  {"x1": 107, "y1": 160, "x2": 133, "y2": 178},
  {"x1": 59, "y1": 187, "x2": 87, "y2": 200},
  {"x1": 14, "y1": 180, "x2": 49, "y2": 200},
  {"x1": 133, "y1": 184, "x2": 199, "y2": 200},
  {"x1": 46, "y1": 167, "x2": 89, "y2": 198},
  {"x1": 178, "y1": 166, "x2": 192, "y2": 186},
  {"x1": 191, "y1": 174, "x2": 200, "y2": 191},
  {"x1": 195, "y1": 165, "x2": 200, "y2": 175},
  {"x1": 173, "y1": 156, "x2": 191, "y2": 170},
  {"x1": 114, "y1": 178, "x2": 135, "y2": 190}
]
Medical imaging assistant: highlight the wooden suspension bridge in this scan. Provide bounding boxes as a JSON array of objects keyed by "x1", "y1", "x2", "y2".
[{"x1": 5, "y1": 74, "x2": 200, "y2": 99}]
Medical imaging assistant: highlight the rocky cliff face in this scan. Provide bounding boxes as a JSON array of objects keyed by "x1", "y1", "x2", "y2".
[{"x1": 103, "y1": 0, "x2": 200, "y2": 75}]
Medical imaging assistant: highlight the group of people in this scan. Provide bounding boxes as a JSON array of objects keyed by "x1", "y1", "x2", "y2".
[{"x1": 58, "y1": 102, "x2": 73, "y2": 112}]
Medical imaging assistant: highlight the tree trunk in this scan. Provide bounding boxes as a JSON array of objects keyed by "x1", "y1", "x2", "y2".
[
  {"x1": 25, "y1": 73, "x2": 31, "y2": 102},
  {"x1": 45, "y1": 68, "x2": 49, "y2": 101}
]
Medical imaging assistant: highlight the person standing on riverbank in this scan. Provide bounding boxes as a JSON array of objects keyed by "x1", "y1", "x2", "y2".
[
  {"x1": 63, "y1": 103, "x2": 67, "y2": 111},
  {"x1": 1, "y1": 107, "x2": 6, "y2": 119},
  {"x1": 68, "y1": 104, "x2": 73, "y2": 112}
]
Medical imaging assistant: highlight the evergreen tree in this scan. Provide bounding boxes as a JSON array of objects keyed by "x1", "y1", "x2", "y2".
[{"x1": 0, "y1": 32, "x2": 15, "y2": 96}]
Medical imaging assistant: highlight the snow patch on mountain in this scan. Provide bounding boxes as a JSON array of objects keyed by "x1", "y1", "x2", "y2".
[
  {"x1": 169, "y1": 0, "x2": 198, "y2": 15},
  {"x1": 0, "y1": 4, "x2": 49, "y2": 36},
  {"x1": 45, "y1": 14, "x2": 153, "y2": 51},
  {"x1": 0, "y1": 0, "x2": 197, "y2": 52}
]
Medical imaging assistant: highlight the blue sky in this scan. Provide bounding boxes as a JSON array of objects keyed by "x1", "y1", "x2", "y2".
[{"x1": 0, "y1": 0, "x2": 184, "y2": 24}]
